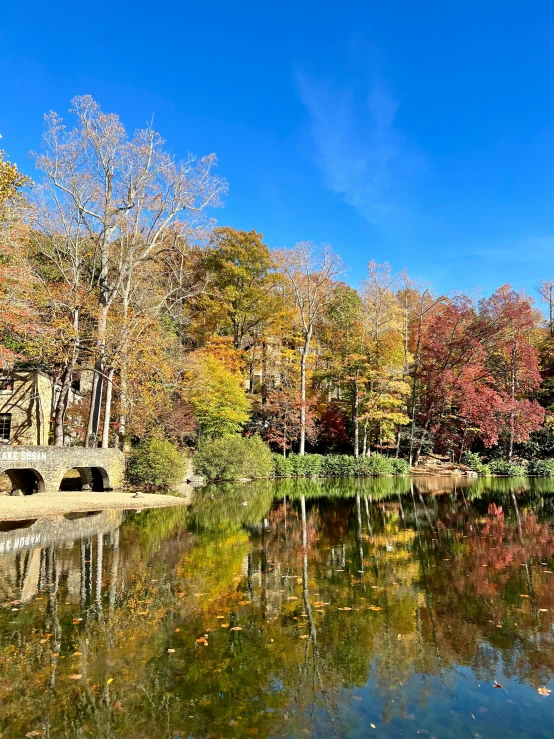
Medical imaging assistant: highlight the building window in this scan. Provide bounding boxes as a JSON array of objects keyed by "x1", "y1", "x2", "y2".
[
  {"x1": 0, "y1": 375, "x2": 13, "y2": 392},
  {"x1": 0, "y1": 414, "x2": 11, "y2": 442}
]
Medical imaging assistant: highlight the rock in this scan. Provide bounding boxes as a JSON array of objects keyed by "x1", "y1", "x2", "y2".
[
  {"x1": 11, "y1": 488, "x2": 23, "y2": 497},
  {"x1": 133, "y1": 491, "x2": 143, "y2": 498},
  {"x1": 82, "y1": 484, "x2": 92, "y2": 492}
]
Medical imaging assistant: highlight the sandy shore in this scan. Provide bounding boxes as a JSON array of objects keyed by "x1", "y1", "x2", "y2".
[{"x1": 0, "y1": 491, "x2": 187, "y2": 521}]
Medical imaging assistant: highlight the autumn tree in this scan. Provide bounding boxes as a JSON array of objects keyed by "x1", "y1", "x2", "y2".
[
  {"x1": 360, "y1": 262, "x2": 410, "y2": 455},
  {"x1": 185, "y1": 351, "x2": 251, "y2": 437},
  {"x1": 0, "y1": 148, "x2": 36, "y2": 369},
  {"x1": 275, "y1": 242, "x2": 342, "y2": 455},
  {"x1": 33, "y1": 95, "x2": 225, "y2": 447},
  {"x1": 203, "y1": 228, "x2": 284, "y2": 349},
  {"x1": 479, "y1": 286, "x2": 545, "y2": 460},
  {"x1": 260, "y1": 387, "x2": 318, "y2": 455}
]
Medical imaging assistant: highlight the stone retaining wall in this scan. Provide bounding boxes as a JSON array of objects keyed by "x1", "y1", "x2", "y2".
[{"x1": 0, "y1": 446, "x2": 125, "y2": 494}]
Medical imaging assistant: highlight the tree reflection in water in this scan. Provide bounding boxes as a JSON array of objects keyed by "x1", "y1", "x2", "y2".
[{"x1": 0, "y1": 479, "x2": 554, "y2": 736}]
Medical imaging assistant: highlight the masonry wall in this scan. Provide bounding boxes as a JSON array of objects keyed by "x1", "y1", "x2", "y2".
[
  {"x1": 0, "y1": 370, "x2": 52, "y2": 446},
  {"x1": 0, "y1": 447, "x2": 126, "y2": 494}
]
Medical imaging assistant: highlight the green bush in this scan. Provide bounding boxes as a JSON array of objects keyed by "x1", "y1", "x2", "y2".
[
  {"x1": 488, "y1": 459, "x2": 526, "y2": 476},
  {"x1": 194, "y1": 435, "x2": 274, "y2": 480},
  {"x1": 321, "y1": 455, "x2": 355, "y2": 476},
  {"x1": 464, "y1": 451, "x2": 490, "y2": 476},
  {"x1": 272, "y1": 452, "x2": 408, "y2": 477},
  {"x1": 390, "y1": 457, "x2": 410, "y2": 475},
  {"x1": 364, "y1": 453, "x2": 394, "y2": 475},
  {"x1": 273, "y1": 454, "x2": 293, "y2": 477},
  {"x1": 128, "y1": 437, "x2": 186, "y2": 489},
  {"x1": 287, "y1": 453, "x2": 324, "y2": 477},
  {"x1": 527, "y1": 459, "x2": 554, "y2": 477}
]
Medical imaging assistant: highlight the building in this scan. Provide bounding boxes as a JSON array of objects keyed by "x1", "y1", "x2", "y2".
[{"x1": 0, "y1": 369, "x2": 53, "y2": 446}]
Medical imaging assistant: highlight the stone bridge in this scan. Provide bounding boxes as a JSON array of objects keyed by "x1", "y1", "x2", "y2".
[{"x1": 0, "y1": 446, "x2": 125, "y2": 495}]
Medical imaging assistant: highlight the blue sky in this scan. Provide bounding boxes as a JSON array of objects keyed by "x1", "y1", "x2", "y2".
[{"x1": 2, "y1": 0, "x2": 554, "y2": 300}]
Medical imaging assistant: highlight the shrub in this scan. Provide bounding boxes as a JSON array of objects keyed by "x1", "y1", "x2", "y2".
[
  {"x1": 273, "y1": 454, "x2": 293, "y2": 477},
  {"x1": 287, "y1": 453, "x2": 324, "y2": 477},
  {"x1": 364, "y1": 453, "x2": 394, "y2": 476},
  {"x1": 390, "y1": 457, "x2": 410, "y2": 475},
  {"x1": 464, "y1": 452, "x2": 490, "y2": 476},
  {"x1": 272, "y1": 452, "x2": 408, "y2": 477},
  {"x1": 321, "y1": 455, "x2": 355, "y2": 476},
  {"x1": 194, "y1": 435, "x2": 274, "y2": 480},
  {"x1": 128, "y1": 437, "x2": 186, "y2": 489},
  {"x1": 527, "y1": 459, "x2": 554, "y2": 477},
  {"x1": 488, "y1": 459, "x2": 526, "y2": 476}
]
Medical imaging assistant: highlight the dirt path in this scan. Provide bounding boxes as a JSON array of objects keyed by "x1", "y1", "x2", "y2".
[{"x1": 0, "y1": 491, "x2": 186, "y2": 521}]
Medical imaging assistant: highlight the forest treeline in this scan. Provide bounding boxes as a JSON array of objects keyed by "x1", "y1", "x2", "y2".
[{"x1": 1, "y1": 95, "x2": 554, "y2": 465}]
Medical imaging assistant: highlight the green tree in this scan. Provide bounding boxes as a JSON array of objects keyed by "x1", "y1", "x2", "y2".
[{"x1": 187, "y1": 352, "x2": 251, "y2": 436}]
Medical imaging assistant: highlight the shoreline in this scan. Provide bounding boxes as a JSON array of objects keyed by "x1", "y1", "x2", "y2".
[{"x1": 0, "y1": 491, "x2": 186, "y2": 521}]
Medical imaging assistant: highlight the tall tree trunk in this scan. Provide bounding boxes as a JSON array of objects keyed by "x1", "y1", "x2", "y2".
[
  {"x1": 508, "y1": 341, "x2": 517, "y2": 462},
  {"x1": 54, "y1": 308, "x2": 80, "y2": 447},
  {"x1": 101, "y1": 367, "x2": 114, "y2": 449},
  {"x1": 53, "y1": 370, "x2": 71, "y2": 447},
  {"x1": 409, "y1": 307, "x2": 424, "y2": 466},
  {"x1": 352, "y1": 373, "x2": 359, "y2": 457},
  {"x1": 299, "y1": 328, "x2": 312, "y2": 456},
  {"x1": 118, "y1": 283, "x2": 131, "y2": 450},
  {"x1": 86, "y1": 304, "x2": 109, "y2": 446}
]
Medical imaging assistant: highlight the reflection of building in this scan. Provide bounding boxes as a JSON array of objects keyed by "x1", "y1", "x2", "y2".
[
  {"x1": 0, "y1": 370, "x2": 53, "y2": 446},
  {"x1": 0, "y1": 510, "x2": 123, "y2": 605}
]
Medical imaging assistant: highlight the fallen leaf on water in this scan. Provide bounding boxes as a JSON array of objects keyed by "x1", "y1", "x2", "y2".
[
  {"x1": 216, "y1": 615, "x2": 225, "y2": 619},
  {"x1": 397, "y1": 634, "x2": 403, "y2": 640},
  {"x1": 73, "y1": 651, "x2": 82, "y2": 656},
  {"x1": 230, "y1": 626, "x2": 242, "y2": 631},
  {"x1": 539, "y1": 609, "x2": 549, "y2": 613},
  {"x1": 107, "y1": 678, "x2": 113, "y2": 684},
  {"x1": 174, "y1": 627, "x2": 181, "y2": 632},
  {"x1": 287, "y1": 596, "x2": 298, "y2": 601},
  {"x1": 196, "y1": 637, "x2": 208, "y2": 646},
  {"x1": 520, "y1": 594, "x2": 530, "y2": 598},
  {"x1": 69, "y1": 674, "x2": 82, "y2": 680},
  {"x1": 370, "y1": 724, "x2": 376, "y2": 729},
  {"x1": 538, "y1": 687, "x2": 551, "y2": 696},
  {"x1": 492, "y1": 681, "x2": 507, "y2": 692},
  {"x1": 113, "y1": 701, "x2": 123, "y2": 709},
  {"x1": 239, "y1": 601, "x2": 251, "y2": 605},
  {"x1": 299, "y1": 635, "x2": 309, "y2": 639},
  {"x1": 25, "y1": 732, "x2": 41, "y2": 737},
  {"x1": 72, "y1": 618, "x2": 83, "y2": 624},
  {"x1": 369, "y1": 606, "x2": 382, "y2": 611},
  {"x1": 167, "y1": 648, "x2": 176, "y2": 653},
  {"x1": 221, "y1": 623, "x2": 229, "y2": 628}
]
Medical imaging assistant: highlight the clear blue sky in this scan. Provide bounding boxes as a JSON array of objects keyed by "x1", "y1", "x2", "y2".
[{"x1": 2, "y1": 1, "x2": 554, "y2": 300}]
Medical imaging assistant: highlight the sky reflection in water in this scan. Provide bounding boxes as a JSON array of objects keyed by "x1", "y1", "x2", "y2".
[{"x1": 1, "y1": 477, "x2": 554, "y2": 737}]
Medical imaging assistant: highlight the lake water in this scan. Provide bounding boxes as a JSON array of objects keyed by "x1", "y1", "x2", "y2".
[{"x1": 1, "y1": 476, "x2": 554, "y2": 737}]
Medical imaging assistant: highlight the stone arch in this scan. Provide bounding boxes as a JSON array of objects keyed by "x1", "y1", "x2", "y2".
[
  {"x1": 59, "y1": 466, "x2": 111, "y2": 492},
  {"x1": 4, "y1": 468, "x2": 45, "y2": 496}
]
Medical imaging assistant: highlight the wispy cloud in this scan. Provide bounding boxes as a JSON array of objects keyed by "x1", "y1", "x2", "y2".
[{"x1": 296, "y1": 71, "x2": 425, "y2": 225}]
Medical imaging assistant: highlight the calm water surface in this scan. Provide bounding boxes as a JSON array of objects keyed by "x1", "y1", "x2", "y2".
[{"x1": 1, "y1": 476, "x2": 554, "y2": 738}]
